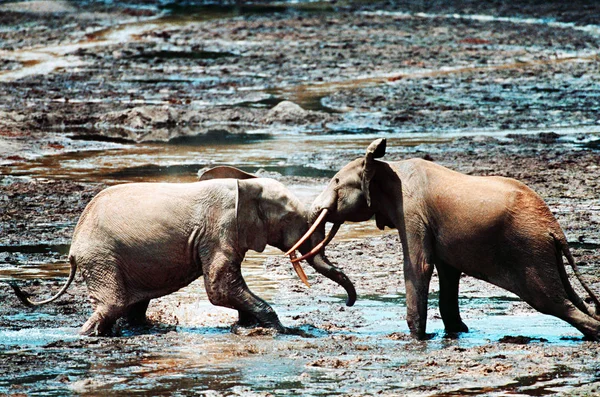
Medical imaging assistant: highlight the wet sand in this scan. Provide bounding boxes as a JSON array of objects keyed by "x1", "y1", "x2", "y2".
[{"x1": 1, "y1": 0, "x2": 599, "y2": 395}]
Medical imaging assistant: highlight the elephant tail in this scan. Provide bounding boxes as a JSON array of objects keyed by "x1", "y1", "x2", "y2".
[
  {"x1": 553, "y1": 233, "x2": 600, "y2": 320},
  {"x1": 9, "y1": 254, "x2": 77, "y2": 307}
]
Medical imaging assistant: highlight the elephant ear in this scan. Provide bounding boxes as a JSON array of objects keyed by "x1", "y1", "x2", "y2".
[
  {"x1": 235, "y1": 179, "x2": 268, "y2": 253},
  {"x1": 362, "y1": 138, "x2": 387, "y2": 207},
  {"x1": 199, "y1": 166, "x2": 257, "y2": 181}
]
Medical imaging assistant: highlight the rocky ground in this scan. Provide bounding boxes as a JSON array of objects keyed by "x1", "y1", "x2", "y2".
[{"x1": 1, "y1": 0, "x2": 599, "y2": 395}]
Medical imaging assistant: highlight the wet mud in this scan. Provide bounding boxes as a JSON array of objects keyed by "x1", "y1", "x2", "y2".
[{"x1": 1, "y1": 0, "x2": 600, "y2": 395}]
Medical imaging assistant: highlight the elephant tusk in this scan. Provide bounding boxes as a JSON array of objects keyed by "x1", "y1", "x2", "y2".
[
  {"x1": 290, "y1": 223, "x2": 341, "y2": 263},
  {"x1": 284, "y1": 209, "x2": 329, "y2": 256},
  {"x1": 289, "y1": 252, "x2": 310, "y2": 287}
]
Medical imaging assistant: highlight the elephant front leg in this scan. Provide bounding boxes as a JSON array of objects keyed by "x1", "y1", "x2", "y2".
[
  {"x1": 436, "y1": 262, "x2": 469, "y2": 334},
  {"x1": 404, "y1": 264, "x2": 433, "y2": 339},
  {"x1": 403, "y1": 236, "x2": 434, "y2": 339},
  {"x1": 237, "y1": 310, "x2": 260, "y2": 327},
  {"x1": 203, "y1": 253, "x2": 286, "y2": 333}
]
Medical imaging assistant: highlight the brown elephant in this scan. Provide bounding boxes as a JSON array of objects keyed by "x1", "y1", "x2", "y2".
[
  {"x1": 288, "y1": 138, "x2": 600, "y2": 340},
  {"x1": 11, "y1": 166, "x2": 355, "y2": 336}
]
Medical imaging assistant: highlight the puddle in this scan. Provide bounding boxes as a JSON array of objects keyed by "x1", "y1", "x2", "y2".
[
  {"x1": 0, "y1": 20, "x2": 159, "y2": 81},
  {"x1": 339, "y1": 294, "x2": 582, "y2": 346},
  {"x1": 0, "y1": 261, "x2": 71, "y2": 280},
  {"x1": 0, "y1": 244, "x2": 72, "y2": 280},
  {"x1": 4, "y1": 125, "x2": 598, "y2": 185},
  {"x1": 0, "y1": 131, "x2": 357, "y2": 183},
  {"x1": 0, "y1": 327, "x2": 79, "y2": 347}
]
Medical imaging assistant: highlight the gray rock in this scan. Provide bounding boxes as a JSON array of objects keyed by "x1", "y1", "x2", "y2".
[
  {"x1": 265, "y1": 101, "x2": 308, "y2": 123},
  {"x1": 100, "y1": 106, "x2": 184, "y2": 130}
]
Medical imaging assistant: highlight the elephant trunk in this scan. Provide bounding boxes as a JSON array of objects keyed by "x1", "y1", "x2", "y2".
[{"x1": 308, "y1": 253, "x2": 356, "y2": 307}]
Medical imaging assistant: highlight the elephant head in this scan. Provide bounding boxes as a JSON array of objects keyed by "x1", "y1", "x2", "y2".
[
  {"x1": 199, "y1": 166, "x2": 356, "y2": 306},
  {"x1": 289, "y1": 138, "x2": 410, "y2": 268}
]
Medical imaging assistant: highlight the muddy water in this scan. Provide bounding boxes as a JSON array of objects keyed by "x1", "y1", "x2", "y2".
[
  {"x1": 2, "y1": 127, "x2": 595, "y2": 396},
  {"x1": 0, "y1": 290, "x2": 588, "y2": 395},
  {"x1": 5, "y1": 126, "x2": 599, "y2": 183},
  {"x1": 2, "y1": 134, "x2": 422, "y2": 182}
]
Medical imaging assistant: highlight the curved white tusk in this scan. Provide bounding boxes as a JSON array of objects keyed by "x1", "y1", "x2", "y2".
[
  {"x1": 289, "y1": 252, "x2": 310, "y2": 287},
  {"x1": 284, "y1": 209, "x2": 329, "y2": 256},
  {"x1": 291, "y1": 223, "x2": 341, "y2": 263}
]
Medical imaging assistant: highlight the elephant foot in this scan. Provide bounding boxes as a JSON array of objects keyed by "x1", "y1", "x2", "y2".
[
  {"x1": 410, "y1": 331, "x2": 436, "y2": 341},
  {"x1": 232, "y1": 310, "x2": 284, "y2": 335},
  {"x1": 444, "y1": 321, "x2": 469, "y2": 334},
  {"x1": 80, "y1": 311, "x2": 117, "y2": 337}
]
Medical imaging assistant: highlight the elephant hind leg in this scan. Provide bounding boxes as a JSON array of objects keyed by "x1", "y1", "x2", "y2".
[
  {"x1": 527, "y1": 297, "x2": 600, "y2": 341},
  {"x1": 508, "y1": 250, "x2": 600, "y2": 340},
  {"x1": 515, "y1": 275, "x2": 600, "y2": 340},
  {"x1": 436, "y1": 261, "x2": 469, "y2": 334},
  {"x1": 126, "y1": 299, "x2": 151, "y2": 326},
  {"x1": 510, "y1": 291, "x2": 600, "y2": 341},
  {"x1": 80, "y1": 304, "x2": 126, "y2": 336}
]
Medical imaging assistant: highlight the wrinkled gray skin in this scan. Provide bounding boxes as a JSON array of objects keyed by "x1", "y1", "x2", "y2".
[
  {"x1": 12, "y1": 166, "x2": 355, "y2": 336},
  {"x1": 311, "y1": 138, "x2": 600, "y2": 340}
]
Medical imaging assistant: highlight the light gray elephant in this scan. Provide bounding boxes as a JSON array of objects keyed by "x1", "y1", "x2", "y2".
[
  {"x1": 11, "y1": 166, "x2": 356, "y2": 336},
  {"x1": 290, "y1": 138, "x2": 600, "y2": 340}
]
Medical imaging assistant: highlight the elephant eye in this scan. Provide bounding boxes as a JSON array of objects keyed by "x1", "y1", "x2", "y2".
[{"x1": 334, "y1": 178, "x2": 340, "y2": 184}]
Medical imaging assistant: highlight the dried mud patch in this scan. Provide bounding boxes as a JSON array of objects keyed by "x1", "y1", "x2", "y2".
[{"x1": 1, "y1": 0, "x2": 599, "y2": 141}]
